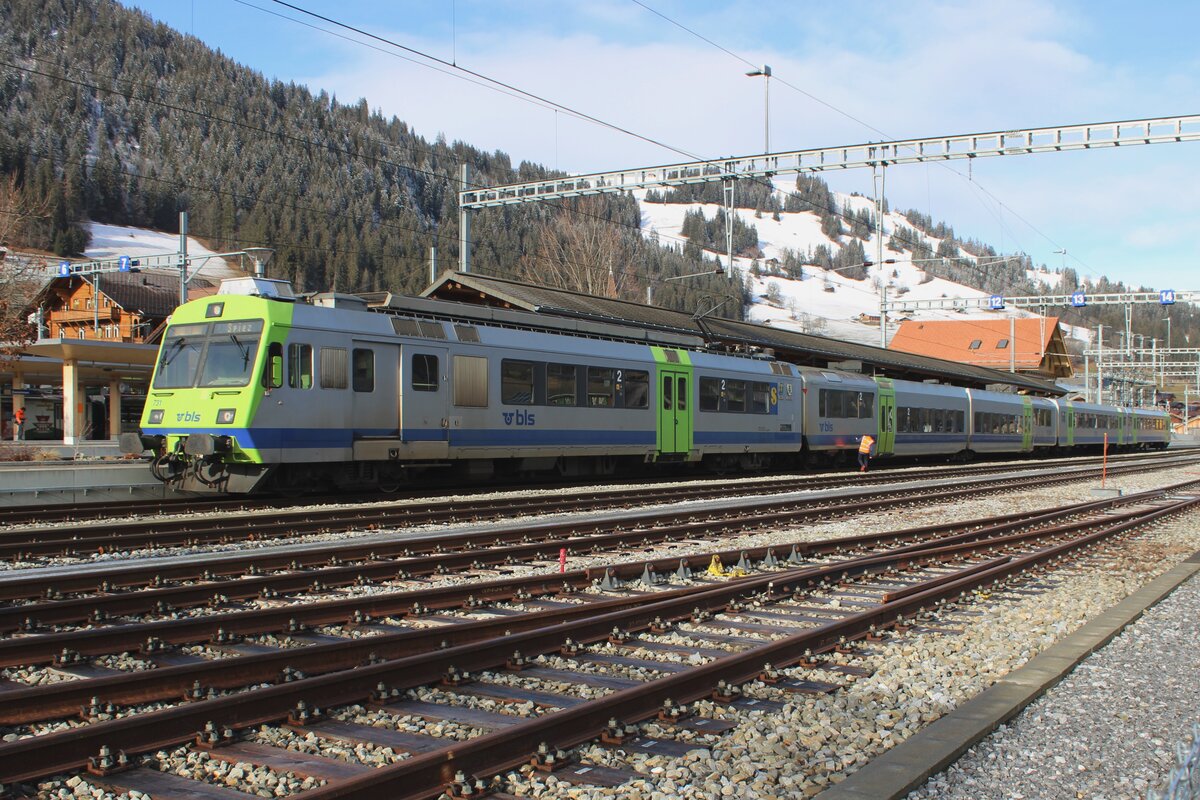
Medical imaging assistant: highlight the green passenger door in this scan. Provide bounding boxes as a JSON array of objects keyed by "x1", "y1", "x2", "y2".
[
  {"x1": 1021, "y1": 397, "x2": 1033, "y2": 452},
  {"x1": 657, "y1": 370, "x2": 692, "y2": 457},
  {"x1": 1064, "y1": 402, "x2": 1075, "y2": 446},
  {"x1": 875, "y1": 379, "x2": 896, "y2": 455}
]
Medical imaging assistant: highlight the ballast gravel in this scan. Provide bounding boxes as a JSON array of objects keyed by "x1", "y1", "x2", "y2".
[
  {"x1": 906, "y1": 560, "x2": 1200, "y2": 800},
  {"x1": 480, "y1": 510, "x2": 1200, "y2": 800}
]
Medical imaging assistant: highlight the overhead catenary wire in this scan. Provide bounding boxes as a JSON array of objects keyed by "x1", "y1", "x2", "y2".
[
  {"x1": 222, "y1": 2, "x2": 1034, "y2": 288},
  {"x1": 8, "y1": 16, "x2": 1041, "y2": 318},
  {"x1": 6, "y1": 51, "x2": 987, "y2": 291},
  {"x1": 626, "y1": 0, "x2": 1090, "y2": 274}
]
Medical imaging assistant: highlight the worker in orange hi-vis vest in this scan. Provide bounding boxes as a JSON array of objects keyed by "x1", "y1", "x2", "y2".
[{"x1": 858, "y1": 433, "x2": 875, "y2": 472}]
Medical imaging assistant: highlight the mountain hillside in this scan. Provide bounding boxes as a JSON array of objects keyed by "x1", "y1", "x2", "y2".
[{"x1": 0, "y1": 0, "x2": 1193, "y2": 352}]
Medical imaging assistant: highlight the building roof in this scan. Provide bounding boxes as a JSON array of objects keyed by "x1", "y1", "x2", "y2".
[
  {"x1": 417, "y1": 271, "x2": 1064, "y2": 395},
  {"x1": 34, "y1": 270, "x2": 216, "y2": 319},
  {"x1": 888, "y1": 317, "x2": 1063, "y2": 371}
]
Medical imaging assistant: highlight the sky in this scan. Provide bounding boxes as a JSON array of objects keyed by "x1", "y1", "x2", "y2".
[{"x1": 122, "y1": 0, "x2": 1200, "y2": 292}]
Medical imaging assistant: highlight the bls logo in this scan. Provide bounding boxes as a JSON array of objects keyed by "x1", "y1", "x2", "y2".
[
  {"x1": 502, "y1": 409, "x2": 536, "y2": 426},
  {"x1": 818, "y1": 421, "x2": 834, "y2": 433},
  {"x1": 175, "y1": 411, "x2": 202, "y2": 423}
]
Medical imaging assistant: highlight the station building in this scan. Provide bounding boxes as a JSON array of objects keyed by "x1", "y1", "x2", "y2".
[{"x1": 2, "y1": 269, "x2": 214, "y2": 445}]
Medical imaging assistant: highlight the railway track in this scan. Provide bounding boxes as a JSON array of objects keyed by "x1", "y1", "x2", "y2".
[
  {"x1": 1, "y1": 477, "x2": 1197, "y2": 797},
  {"x1": 0, "y1": 454, "x2": 1187, "y2": 614},
  {"x1": 0, "y1": 449, "x2": 1178, "y2": 530},
  {"x1": 1, "y1": 451, "x2": 1194, "y2": 564}
]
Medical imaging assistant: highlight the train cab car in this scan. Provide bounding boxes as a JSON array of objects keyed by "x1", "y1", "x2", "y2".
[
  {"x1": 796, "y1": 368, "x2": 878, "y2": 463},
  {"x1": 966, "y1": 389, "x2": 1031, "y2": 455},
  {"x1": 125, "y1": 277, "x2": 806, "y2": 493},
  {"x1": 882, "y1": 379, "x2": 969, "y2": 458}
]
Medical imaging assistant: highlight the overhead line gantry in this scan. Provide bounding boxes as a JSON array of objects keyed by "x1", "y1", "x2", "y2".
[
  {"x1": 459, "y1": 114, "x2": 1199, "y2": 210},
  {"x1": 456, "y1": 113, "x2": 1199, "y2": 350}
]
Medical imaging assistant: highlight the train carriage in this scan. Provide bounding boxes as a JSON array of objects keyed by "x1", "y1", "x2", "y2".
[
  {"x1": 1131, "y1": 407, "x2": 1171, "y2": 450},
  {"x1": 129, "y1": 277, "x2": 805, "y2": 492},
  {"x1": 1057, "y1": 400, "x2": 1122, "y2": 449},
  {"x1": 797, "y1": 368, "x2": 878, "y2": 462},
  {"x1": 966, "y1": 389, "x2": 1030, "y2": 455},
  {"x1": 884, "y1": 380, "x2": 970, "y2": 458}
]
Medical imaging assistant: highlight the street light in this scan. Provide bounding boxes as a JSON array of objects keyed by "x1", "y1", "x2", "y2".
[
  {"x1": 745, "y1": 65, "x2": 771, "y2": 154},
  {"x1": 1052, "y1": 248, "x2": 1066, "y2": 271}
]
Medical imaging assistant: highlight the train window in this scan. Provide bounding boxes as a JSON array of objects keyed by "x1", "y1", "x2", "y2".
[
  {"x1": 288, "y1": 344, "x2": 313, "y2": 389},
  {"x1": 320, "y1": 348, "x2": 348, "y2": 390},
  {"x1": 955, "y1": 411, "x2": 965, "y2": 432},
  {"x1": 662, "y1": 374, "x2": 673, "y2": 411},
  {"x1": 412, "y1": 354, "x2": 439, "y2": 392},
  {"x1": 588, "y1": 367, "x2": 614, "y2": 407},
  {"x1": 501, "y1": 360, "x2": 535, "y2": 405},
  {"x1": 623, "y1": 370, "x2": 649, "y2": 409},
  {"x1": 262, "y1": 342, "x2": 283, "y2": 389},
  {"x1": 751, "y1": 382, "x2": 769, "y2": 414},
  {"x1": 699, "y1": 378, "x2": 721, "y2": 411},
  {"x1": 859, "y1": 393, "x2": 874, "y2": 420},
  {"x1": 453, "y1": 355, "x2": 488, "y2": 407},
  {"x1": 676, "y1": 376, "x2": 687, "y2": 412},
  {"x1": 547, "y1": 364, "x2": 577, "y2": 406},
  {"x1": 726, "y1": 380, "x2": 747, "y2": 413},
  {"x1": 352, "y1": 349, "x2": 374, "y2": 393}
]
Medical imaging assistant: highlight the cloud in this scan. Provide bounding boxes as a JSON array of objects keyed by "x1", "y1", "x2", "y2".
[{"x1": 294, "y1": 0, "x2": 1200, "y2": 288}]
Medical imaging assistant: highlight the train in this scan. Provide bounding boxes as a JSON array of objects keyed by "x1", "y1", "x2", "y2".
[{"x1": 120, "y1": 276, "x2": 1171, "y2": 494}]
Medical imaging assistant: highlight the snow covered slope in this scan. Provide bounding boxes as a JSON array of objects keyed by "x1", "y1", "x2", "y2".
[
  {"x1": 86, "y1": 223, "x2": 244, "y2": 283},
  {"x1": 636, "y1": 184, "x2": 1080, "y2": 348}
]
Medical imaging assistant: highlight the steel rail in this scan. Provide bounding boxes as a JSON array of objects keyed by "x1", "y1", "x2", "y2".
[
  {"x1": 0, "y1": 481, "x2": 1181, "y2": 659},
  {"x1": 301, "y1": 495, "x2": 1200, "y2": 800},
  {"x1": 0, "y1": 456, "x2": 1173, "y2": 604},
  {"x1": 1, "y1": 449, "x2": 1167, "y2": 529},
  {"x1": 3, "y1": 493, "x2": 1193, "y2": 789},
  {"x1": 1, "y1": 452, "x2": 1189, "y2": 559}
]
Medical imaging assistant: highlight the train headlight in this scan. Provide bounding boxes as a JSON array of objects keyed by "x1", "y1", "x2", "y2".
[
  {"x1": 148, "y1": 409, "x2": 164, "y2": 424},
  {"x1": 216, "y1": 408, "x2": 237, "y2": 425}
]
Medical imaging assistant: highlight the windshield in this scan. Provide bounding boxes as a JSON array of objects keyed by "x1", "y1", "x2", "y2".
[
  {"x1": 154, "y1": 324, "x2": 209, "y2": 389},
  {"x1": 152, "y1": 320, "x2": 264, "y2": 389}
]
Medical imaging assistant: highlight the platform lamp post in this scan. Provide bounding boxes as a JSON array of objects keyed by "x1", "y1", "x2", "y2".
[
  {"x1": 244, "y1": 248, "x2": 274, "y2": 278},
  {"x1": 744, "y1": 65, "x2": 771, "y2": 155}
]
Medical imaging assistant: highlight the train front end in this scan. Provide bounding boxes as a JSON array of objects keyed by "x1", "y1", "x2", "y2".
[{"x1": 121, "y1": 277, "x2": 294, "y2": 493}]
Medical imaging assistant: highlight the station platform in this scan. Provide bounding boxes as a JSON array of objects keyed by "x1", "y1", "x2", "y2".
[{"x1": 0, "y1": 455, "x2": 168, "y2": 508}]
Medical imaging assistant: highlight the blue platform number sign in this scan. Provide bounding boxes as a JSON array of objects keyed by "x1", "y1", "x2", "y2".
[
  {"x1": 118, "y1": 255, "x2": 131, "y2": 272},
  {"x1": 1070, "y1": 291, "x2": 1087, "y2": 308},
  {"x1": 1159, "y1": 289, "x2": 1176, "y2": 306},
  {"x1": 58, "y1": 261, "x2": 71, "y2": 277},
  {"x1": 988, "y1": 294, "x2": 1005, "y2": 310}
]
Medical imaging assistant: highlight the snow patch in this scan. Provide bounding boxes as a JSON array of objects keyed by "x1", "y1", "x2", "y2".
[{"x1": 86, "y1": 223, "x2": 245, "y2": 283}]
